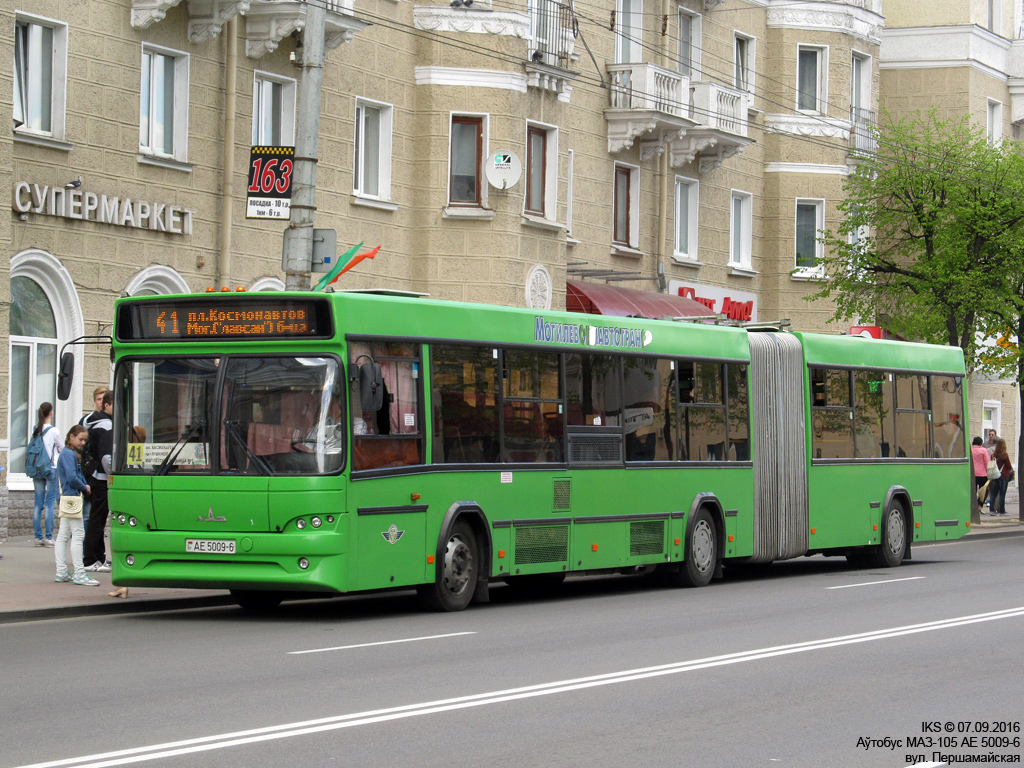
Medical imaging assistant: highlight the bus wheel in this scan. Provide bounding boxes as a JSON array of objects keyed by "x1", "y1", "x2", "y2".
[
  {"x1": 672, "y1": 508, "x2": 717, "y2": 588},
  {"x1": 231, "y1": 590, "x2": 283, "y2": 612},
  {"x1": 871, "y1": 503, "x2": 907, "y2": 568},
  {"x1": 419, "y1": 521, "x2": 478, "y2": 612}
]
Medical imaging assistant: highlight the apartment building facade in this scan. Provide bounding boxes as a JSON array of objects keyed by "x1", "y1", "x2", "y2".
[
  {"x1": 1, "y1": 0, "x2": 882, "y2": 532},
  {"x1": 880, "y1": 0, "x2": 1024, "y2": 460}
]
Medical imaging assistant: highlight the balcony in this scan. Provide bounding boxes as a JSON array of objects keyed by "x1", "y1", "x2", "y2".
[
  {"x1": 131, "y1": 0, "x2": 368, "y2": 56},
  {"x1": 525, "y1": 0, "x2": 578, "y2": 101},
  {"x1": 850, "y1": 106, "x2": 877, "y2": 156},
  {"x1": 669, "y1": 81, "x2": 752, "y2": 173},
  {"x1": 605, "y1": 63, "x2": 695, "y2": 155}
]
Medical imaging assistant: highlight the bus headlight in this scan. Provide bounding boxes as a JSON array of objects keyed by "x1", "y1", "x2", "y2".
[
  {"x1": 126, "y1": 555, "x2": 135, "y2": 566},
  {"x1": 296, "y1": 519, "x2": 306, "y2": 530},
  {"x1": 129, "y1": 517, "x2": 138, "y2": 527},
  {"x1": 118, "y1": 514, "x2": 126, "y2": 525},
  {"x1": 298, "y1": 557, "x2": 309, "y2": 570},
  {"x1": 311, "y1": 516, "x2": 322, "y2": 528}
]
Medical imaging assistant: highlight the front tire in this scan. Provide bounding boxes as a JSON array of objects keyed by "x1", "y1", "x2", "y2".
[
  {"x1": 870, "y1": 502, "x2": 907, "y2": 568},
  {"x1": 418, "y1": 521, "x2": 478, "y2": 612},
  {"x1": 672, "y1": 508, "x2": 717, "y2": 587}
]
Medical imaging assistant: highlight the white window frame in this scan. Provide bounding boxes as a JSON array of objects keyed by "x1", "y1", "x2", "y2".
[
  {"x1": 796, "y1": 45, "x2": 828, "y2": 114},
  {"x1": 677, "y1": 8, "x2": 702, "y2": 78},
  {"x1": 673, "y1": 176, "x2": 699, "y2": 263},
  {"x1": 354, "y1": 97, "x2": 394, "y2": 202},
  {"x1": 851, "y1": 51, "x2": 870, "y2": 113},
  {"x1": 252, "y1": 70, "x2": 296, "y2": 146},
  {"x1": 615, "y1": 0, "x2": 642, "y2": 64},
  {"x1": 734, "y1": 33, "x2": 755, "y2": 93},
  {"x1": 524, "y1": 121, "x2": 558, "y2": 221},
  {"x1": 982, "y1": 400, "x2": 1002, "y2": 439},
  {"x1": 988, "y1": 0, "x2": 1001, "y2": 34},
  {"x1": 794, "y1": 198, "x2": 826, "y2": 278},
  {"x1": 566, "y1": 148, "x2": 575, "y2": 239},
  {"x1": 13, "y1": 13, "x2": 68, "y2": 145},
  {"x1": 139, "y1": 43, "x2": 190, "y2": 164},
  {"x1": 613, "y1": 163, "x2": 641, "y2": 250},
  {"x1": 987, "y1": 99, "x2": 1003, "y2": 144},
  {"x1": 730, "y1": 190, "x2": 753, "y2": 270}
]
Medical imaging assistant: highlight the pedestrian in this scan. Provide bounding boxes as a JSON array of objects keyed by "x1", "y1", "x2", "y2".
[
  {"x1": 30, "y1": 403, "x2": 62, "y2": 547},
  {"x1": 78, "y1": 386, "x2": 109, "y2": 530},
  {"x1": 54, "y1": 425, "x2": 99, "y2": 587},
  {"x1": 82, "y1": 391, "x2": 113, "y2": 573},
  {"x1": 982, "y1": 428, "x2": 998, "y2": 456},
  {"x1": 990, "y1": 438, "x2": 1014, "y2": 515},
  {"x1": 971, "y1": 436, "x2": 990, "y2": 504}
]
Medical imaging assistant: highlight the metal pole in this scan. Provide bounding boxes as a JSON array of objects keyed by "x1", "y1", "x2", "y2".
[{"x1": 282, "y1": 0, "x2": 326, "y2": 291}]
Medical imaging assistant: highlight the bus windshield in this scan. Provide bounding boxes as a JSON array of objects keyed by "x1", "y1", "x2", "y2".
[{"x1": 115, "y1": 355, "x2": 344, "y2": 476}]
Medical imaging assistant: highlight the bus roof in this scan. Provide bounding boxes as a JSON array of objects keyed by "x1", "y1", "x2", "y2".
[{"x1": 794, "y1": 331, "x2": 966, "y2": 375}]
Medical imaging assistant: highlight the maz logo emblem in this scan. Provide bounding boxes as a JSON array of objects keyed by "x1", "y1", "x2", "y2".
[
  {"x1": 198, "y1": 507, "x2": 227, "y2": 523},
  {"x1": 381, "y1": 524, "x2": 405, "y2": 544}
]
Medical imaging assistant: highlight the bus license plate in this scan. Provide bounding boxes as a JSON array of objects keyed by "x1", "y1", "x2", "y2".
[{"x1": 186, "y1": 539, "x2": 236, "y2": 554}]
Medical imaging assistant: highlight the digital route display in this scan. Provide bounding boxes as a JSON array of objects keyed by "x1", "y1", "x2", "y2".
[{"x1": 117, "y1": 297, "x2": 333, "y2": 341}]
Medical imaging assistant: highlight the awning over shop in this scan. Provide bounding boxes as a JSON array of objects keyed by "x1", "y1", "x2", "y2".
[{"x1": 566, "y1": 279, "x2": 714, "y2": 320}]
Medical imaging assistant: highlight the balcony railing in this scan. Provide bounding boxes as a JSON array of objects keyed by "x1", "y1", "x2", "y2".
[
  {"x1": 528, "y1": 0, "x2": 575, "y2": 68},
  {"x1": 690, "y1": 81, "x2": 747, "y2": 138},
  {"x1": 607, "y1": 63, "x2": 689, "y2": 117},
  {"x1": 851, "y1": 106, "x2": 877, "y2": 155}
]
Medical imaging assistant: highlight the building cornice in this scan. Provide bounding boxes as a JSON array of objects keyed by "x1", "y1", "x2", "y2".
[
  {"x1": 415, "y1": 66, "x2": 527, "y2": 92},
  {"x1": 767, "y1": 0, "x2": 883, "y2": 45},
  {"x1": 880, "y1": 25, "x2": 1014, "y2": 81},
  {"x1": 765, "y1": 162, "x2": 850, "y2": 175},
  {"x1": 765, "y1": 113, "x2": 852, "y2": 139},
  {"x1": 413, "y1": 7, "x2": 530, "y2": 37}
]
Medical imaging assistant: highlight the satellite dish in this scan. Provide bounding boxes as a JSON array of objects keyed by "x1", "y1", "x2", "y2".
[{"x1": 485, "y1": 150, "x2": 522, "y2": 190}]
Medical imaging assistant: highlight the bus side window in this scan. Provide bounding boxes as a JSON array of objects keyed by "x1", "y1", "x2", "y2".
[{"x1": 350, "y1": 342, "x2": 424, "y2": 470}]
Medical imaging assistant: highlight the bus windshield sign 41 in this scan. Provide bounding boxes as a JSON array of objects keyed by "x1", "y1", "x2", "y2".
[{"x1": 117, "y1": 298, "x2": 332, "y2": 341}]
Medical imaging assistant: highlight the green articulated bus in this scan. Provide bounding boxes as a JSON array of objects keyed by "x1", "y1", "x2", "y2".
[{"x1": 105, "y1": 290, "x2": 970, "y2": 611}]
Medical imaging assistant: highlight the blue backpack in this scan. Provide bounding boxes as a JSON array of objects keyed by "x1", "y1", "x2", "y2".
[{"x1": 25, "y1": 425, "x2": 55, "y2": 480}]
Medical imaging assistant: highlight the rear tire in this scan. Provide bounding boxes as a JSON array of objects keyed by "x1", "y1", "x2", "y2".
[
  {"x1": 869, "y1": 502, "x2": 907, "y2": 568},
  {"x1": 418, "y1": 521, "x2": 478, "y2": 612},
  {"x1": 672, "y1": 508, "x2": 717, "y2": 587},
  {"x1": 231, "y1": 590, "x2": 283, "y2": 612}
]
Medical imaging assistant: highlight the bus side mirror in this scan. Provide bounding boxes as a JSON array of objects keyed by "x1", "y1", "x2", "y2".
[
  {"x1": 57, "y1": 352, "x2": 75, "y2": 401},
  {"x1": 359, "y1": 362, "x2": 384, "y2": 412}
]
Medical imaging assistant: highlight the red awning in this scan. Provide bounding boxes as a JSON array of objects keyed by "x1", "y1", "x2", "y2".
[{"x1": 566, "y1": 280, "x2": 714, "y2": 320}]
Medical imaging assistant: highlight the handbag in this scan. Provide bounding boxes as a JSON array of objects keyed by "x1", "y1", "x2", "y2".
[
  {"x1": 986, "y1": 459, "x2": 1000, "y2": 480},
  {"x1": 57, "y1": 475, "x2": 83, "y2": 519}
]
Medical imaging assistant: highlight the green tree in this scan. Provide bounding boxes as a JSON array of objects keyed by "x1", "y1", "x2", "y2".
[{"x1": 814, "y1": 111, "x2": 1024, "y2": 367}]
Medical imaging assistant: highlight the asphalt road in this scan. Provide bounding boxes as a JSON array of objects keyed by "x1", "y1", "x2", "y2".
[{"x1": 3, "y1": 536, "x2": 1022, "y2": 768}]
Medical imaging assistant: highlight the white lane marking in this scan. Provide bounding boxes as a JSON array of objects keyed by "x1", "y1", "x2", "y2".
[
  {"x1": 16, "y1": 606, "x2": 1024, "y2": 768},
  {"x1": 826, "y1": 576, "x2": 926, "y2": 590},
  {"x1": 289, "y1": 631, "x2": 476, "y2": 655}
]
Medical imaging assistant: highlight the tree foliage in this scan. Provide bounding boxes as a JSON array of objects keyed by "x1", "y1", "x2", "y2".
[{"x1": 813, "y1": 111, "x2": 1024, "y2": 369}]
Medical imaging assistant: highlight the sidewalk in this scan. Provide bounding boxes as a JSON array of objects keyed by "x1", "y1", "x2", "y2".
[{"x1": 1, "y1": 503, "x2": 1021, "y2": 624}]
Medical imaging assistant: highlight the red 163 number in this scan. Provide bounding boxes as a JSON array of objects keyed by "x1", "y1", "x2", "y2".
[{"x1": 248, "y1": 156, "x2": 293, "y2": 195}]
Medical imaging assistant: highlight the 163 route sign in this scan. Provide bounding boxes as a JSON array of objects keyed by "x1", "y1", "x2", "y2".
[{"x1": 246, "y1": 146, "x2": 294, "y2": 219}]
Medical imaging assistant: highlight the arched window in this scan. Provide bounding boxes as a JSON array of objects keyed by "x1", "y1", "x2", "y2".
[{"x1": 9, "y1": 276, "x2": 58, "y2": 475}]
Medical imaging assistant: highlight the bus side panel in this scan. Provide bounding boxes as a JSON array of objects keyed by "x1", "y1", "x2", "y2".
[{"x1": 807, "y1": 466, "x2": 875, "y2": 550}]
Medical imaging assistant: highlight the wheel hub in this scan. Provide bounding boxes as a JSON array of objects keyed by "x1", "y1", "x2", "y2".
[{"x1": 442, "y1": 534, "x2": 473, "y2": 595}]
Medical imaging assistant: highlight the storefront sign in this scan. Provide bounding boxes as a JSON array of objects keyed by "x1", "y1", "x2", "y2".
[
  {"x1": 668, "y1": 280, "x2": 758, "y2": 322},
  {"x1": 12, "y1": 181, "x2": 194, "y2": 235}
]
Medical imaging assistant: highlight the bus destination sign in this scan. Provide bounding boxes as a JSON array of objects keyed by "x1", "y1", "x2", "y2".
[{"x1": 118, "y1": 298, "x2": 332, "y2": 341}]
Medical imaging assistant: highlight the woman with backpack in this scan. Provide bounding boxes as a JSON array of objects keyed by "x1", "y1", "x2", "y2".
[
  {"x1": 29, "y1": 403, "x2": 62, "y2": 547},
  {"x1": 54, "y1": 425, "x2": 98, "y2": 587}
]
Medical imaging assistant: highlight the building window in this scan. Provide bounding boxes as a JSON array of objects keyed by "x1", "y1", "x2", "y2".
[
  {"x1": 140, "y1": 44, "x2": 189, "y2": 162},
  {"x1": 988, "y1": 0, "x2": 1000, "y2": 34},
  {"x1": 14, "y1": 15, "x2": 68, "y2": 141},
  {"x1": 613, "y1": 164, "x2": 639, "y2": 247},
  {"x1": 851, "y1": 53, "x2": 869, "y2": 112},
  {"x1": 449, "y1": 115, "x2": 484, "y2": 206},
  {"x1": 354, "y1": 99, "x2": 394, "y2": 200},
  {"x1": 616, "y1": 0, "x2": 642, "y2": 64},
  {"x1": 566, "y1": 148, "x2": 575, "y2": 237},
  {"x1": 677, "y1": 10, "x2": 701, "y2": 78},
  {"x1": 8, "y1": 276, "x2": 58, "y2": 477},
  {"x1": 797, "y1": 46, "x2": 826, "y2": 113},
  {"x1": 730, "y1": 191, "x2": 752, "y2": 269},
  {"x1": 795, "y1": 199, "x2": 825, "y2": 274},
  {"x1": 987, "y1": 100, "x2": 1003, "y2": 144},
  {"x1": 674, "y1": 177, "x2": 699, "y2": 261},
  {"x1": 734, "y1": 34, "x2": 754, "y2": 92},
  {"x1": 252, "y1": 72, "x2": 296, "y2": 146},
  {"x1": 526, "y1": 124, "x2": 557, "y2": 219}
]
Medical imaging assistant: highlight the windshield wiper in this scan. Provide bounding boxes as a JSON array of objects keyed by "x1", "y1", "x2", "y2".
[
  {"x1": 156, "y1": 419, "x2": 206, "y2": 476},
  {"x1": 223, "y1": 419, "x2": 273, "y2": 476}
]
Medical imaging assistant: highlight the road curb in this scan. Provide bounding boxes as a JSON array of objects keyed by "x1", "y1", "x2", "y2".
[{"x1": 0, "y1": 594, "x2": 236, "y2": 625}]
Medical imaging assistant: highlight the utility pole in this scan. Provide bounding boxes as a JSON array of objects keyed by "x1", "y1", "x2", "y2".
[{"x1": 282, "y1": 0, "x2": 326, "y2": 290}]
